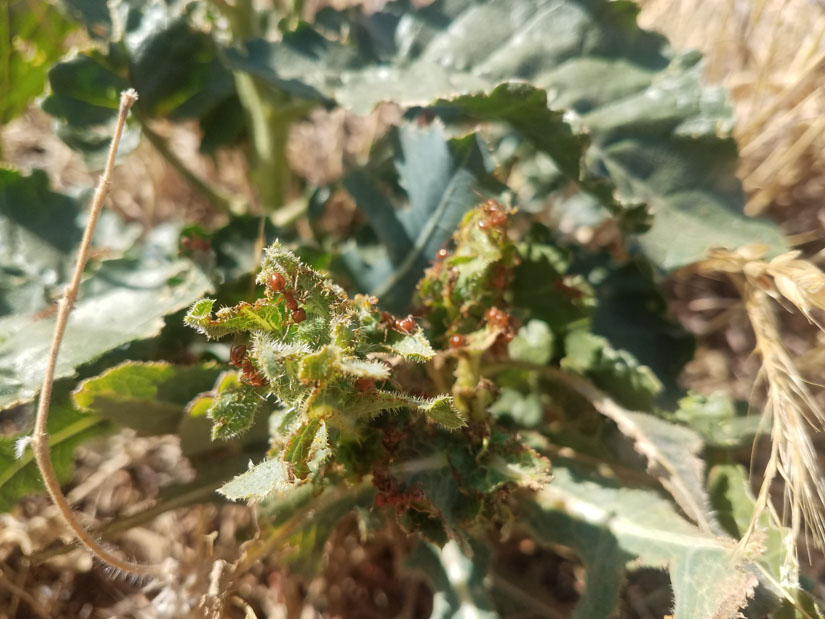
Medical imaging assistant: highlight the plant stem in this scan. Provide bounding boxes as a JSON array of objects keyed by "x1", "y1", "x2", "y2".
[
  {"x1": 138, "y1": 118, "x2": 237, "y2": 215},
  {"x1": 32, "y1": 89, "x2": 160, "y2": 577},
  {"x1": 234, "y1": 73, "x2": 294, "y2": 211}
]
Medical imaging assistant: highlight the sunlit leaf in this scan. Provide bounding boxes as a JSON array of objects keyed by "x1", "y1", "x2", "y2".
[
  {"x1": 73, "y1": 361, "x2": 221, "y2": 435},
  {"x1": 0, "y1": 224, "x2": 213, "y2": 409},
  {"x1": 525, "y1": 460, "x2": 758, "y2": 619}
]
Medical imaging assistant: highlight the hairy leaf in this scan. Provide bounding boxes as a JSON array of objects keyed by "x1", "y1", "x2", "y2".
[
  {"x1": 196, "y1": 372, "x2": 266, "y2": 441},
  {"x1": 413, "y1": 395, "x2": 466, "y2": 430},
  {"x1": 283, "y1": 418, "x2": 326, "y2": 480},
  {"x1": 708, "y1": 464, "x2": 824, "y2": 617},
  {"x1": 508, "y1": 320, "x2": 554, "y2": 366},
  {"x1": 671, "y1": 392, "x2": 762, "y2": 448},
  {"x1": 557, "y1": 373, "x2": 713, "y2": 532},
  {"x1": 392, "y1": 436, "x2": 469, "y2": 538},
  {"x1": 525, "y1": 460, "x2": 758, "y2": 619},
  {"x1": 573, "y1": 253, "x2": 694, "y2": 399},
  {"x1": 512, "y1": 234, "x2": 594, "y2": 339},
  {"x1": 453, "y1": 430, "x2": 551, "y2": 494},
  {"x1": 219, "y1": 456, "x2": 292, "y2": 502},
  {"x1": 274, "y1": 483, "x2": 375, "y2": 575},
  {"x1": 489, "y1": 388, "x2": 544, "y2": 428}
]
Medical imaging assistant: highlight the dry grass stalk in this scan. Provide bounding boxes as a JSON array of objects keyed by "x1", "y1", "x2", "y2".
[{"x1": 699, "y1": 246, "x2": 825, "y2": 582}]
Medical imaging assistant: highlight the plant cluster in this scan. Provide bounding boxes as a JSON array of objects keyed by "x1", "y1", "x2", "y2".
[{"x1": 2, "y1": 0, "x2": 825, "y2": 617}]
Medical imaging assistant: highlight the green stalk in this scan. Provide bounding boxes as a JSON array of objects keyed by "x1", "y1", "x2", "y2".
[
  {"x1": 214, "y1": 0, "x2": 310, "y2": 213},
  {"x1": 233, "y1": 73, "x2": 292, "y2": 211}
]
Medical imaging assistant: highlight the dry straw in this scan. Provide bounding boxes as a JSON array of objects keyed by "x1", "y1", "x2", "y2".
[{"x1": 699, "y1": 246, "x2": 825, "y2": 582}]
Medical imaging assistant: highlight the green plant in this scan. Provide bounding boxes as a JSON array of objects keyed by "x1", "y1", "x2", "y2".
[{"x1": 2, "y1": 0, "x2": 825, "y2": 617}]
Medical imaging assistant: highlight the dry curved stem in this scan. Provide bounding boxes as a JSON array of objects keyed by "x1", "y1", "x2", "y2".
[{"x1": 31, "y1": 89, "x2": 161, "y2": 578}]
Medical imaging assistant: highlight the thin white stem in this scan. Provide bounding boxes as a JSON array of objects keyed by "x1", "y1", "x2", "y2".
[{"x1": 32, "y1": 89, "x2": 160, "y2": 577}]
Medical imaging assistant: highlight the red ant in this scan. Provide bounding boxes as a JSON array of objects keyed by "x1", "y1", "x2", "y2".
[
  {"x1": 478, "y1": 199, "x2": 509, "y2": 231},
  {"x1": 230, "y1": 344, "x2": 268, "y2": 386},
  {"x1": 395, "y1": 315, "x2": 417, "y2": 334},
  {"x1": 449, "y1": 334, "x2": 467, "y2": 349},
  {"x1": 266, "y1": 270, "x2": 307, "y2": 323},
  {"x1": 283, "y1": 291, "x2": 299, "y2": 312},
  {"x1": 355, "y1": 377, "x2": 375, "y2": 392},
  {"x1": 180, "y1": 234, "x2": 211, "y2": 253},
  {"x1": 291, "y1": 307, "x2": 306, "y2": 323},
  {"x1": 486, "y1": 306, "x2": 510, "y2": 329},
  {"x1": 268, "y1": 272, "x2": 285, "y2": 292},
  {"x1": 229, "y1": 344, "x2": 247, "y2": 367},
  {"x1": 241, "y1": 358, "x2": 268, "y2": 387},
  {"x1": 491, "y1": 264, "x2": 510, "y2": 289}
]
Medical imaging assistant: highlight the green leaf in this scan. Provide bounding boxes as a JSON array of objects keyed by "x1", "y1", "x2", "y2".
[
  {"x1": 453, "y1": 430, "x2": 551, "y2": 494},
  {"x1": 392, "y1": 434, "x2": 470, "y2": 537},
  {"x1": 707, "y1": 464, "x2": 824, "y2": 617},
  {"x1": 197, "y1": 372, "x2": 265, "y2": 441},
  {"x1": 59, "y1": 0, "x2": 112, "y2": 38},
  {"x1": 508, "y1": 320, "x2": 554, "y2": 365},
  {"x1": 0, "y1": 168, "x2": 138, "y2": 319},
  {"x1": 512, "y1": 234, "x2": 594, "y2": 338},
  {"x1": 405, "y1": 540, "x2": 498, "y2": 619},
  {"x1": 40, "y1": 48, "x2": 141, "y2": 164},
  {"x1": 708, "y1": 464, "x2": 787, "y2": 581},
  {"x1": 384, "y1": 329, "x2": 436, "y2": 362},
  {"x1": 428, "y1": 84, "x2": 647, "y2": 228},
  {"x1": 489, "y1": 387, "x2": 544, "y2": 428},
  {"x1": 0, "y1": 387, "x2": 109, "y2": 512},
  {"x1": 41, "y1": 6, "x2": 235, "y2": 161},
  {"x1": 671, "y1": 392, "x2": 762, "y2": 447},
  {"x1": 608, "y1": 409, "x2": 712, "y2": 532},
  {"x1": 219, "y1": 456, "x2": 292, "y2": 502},
  {"x1": 562, "y1": 329, "x2": 662, "y2": 410},
  {"x1": 413, "y1": 395, "x2": 466, "y2": 430},
  {"x1": 339, "y1": 122, "x2": 502, "y2": 312},
  {"x1": 225, "y1": 0, "x2": 785, "y2": 268},
  {"x1": 0, "y1": 0, "x2": 75, "y2": 125},
  {"x1": 273, "y1": 483, "x2": 375, "y2": 575},
  {"x1": 561, "y1": 374, "x2": 713, "y2": 532},
  {"x1": 525, "y1": 460, "x2": 758, "y2": 619},
  {"x1": 283, "y1": 418, "x2": 326, "y2": 480},
  {"x1": 73, "y1": 361, "x2": 222, "y2": 435},
  {"x1": 0, "y1": 168, "x2": 83, "y2": 316},
  {"x1": 574, "y1": 253, "x2": 694, "y2": 398},
  {"x1": 0, "y1": 224, "x2": 213, "y2": 409}
]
